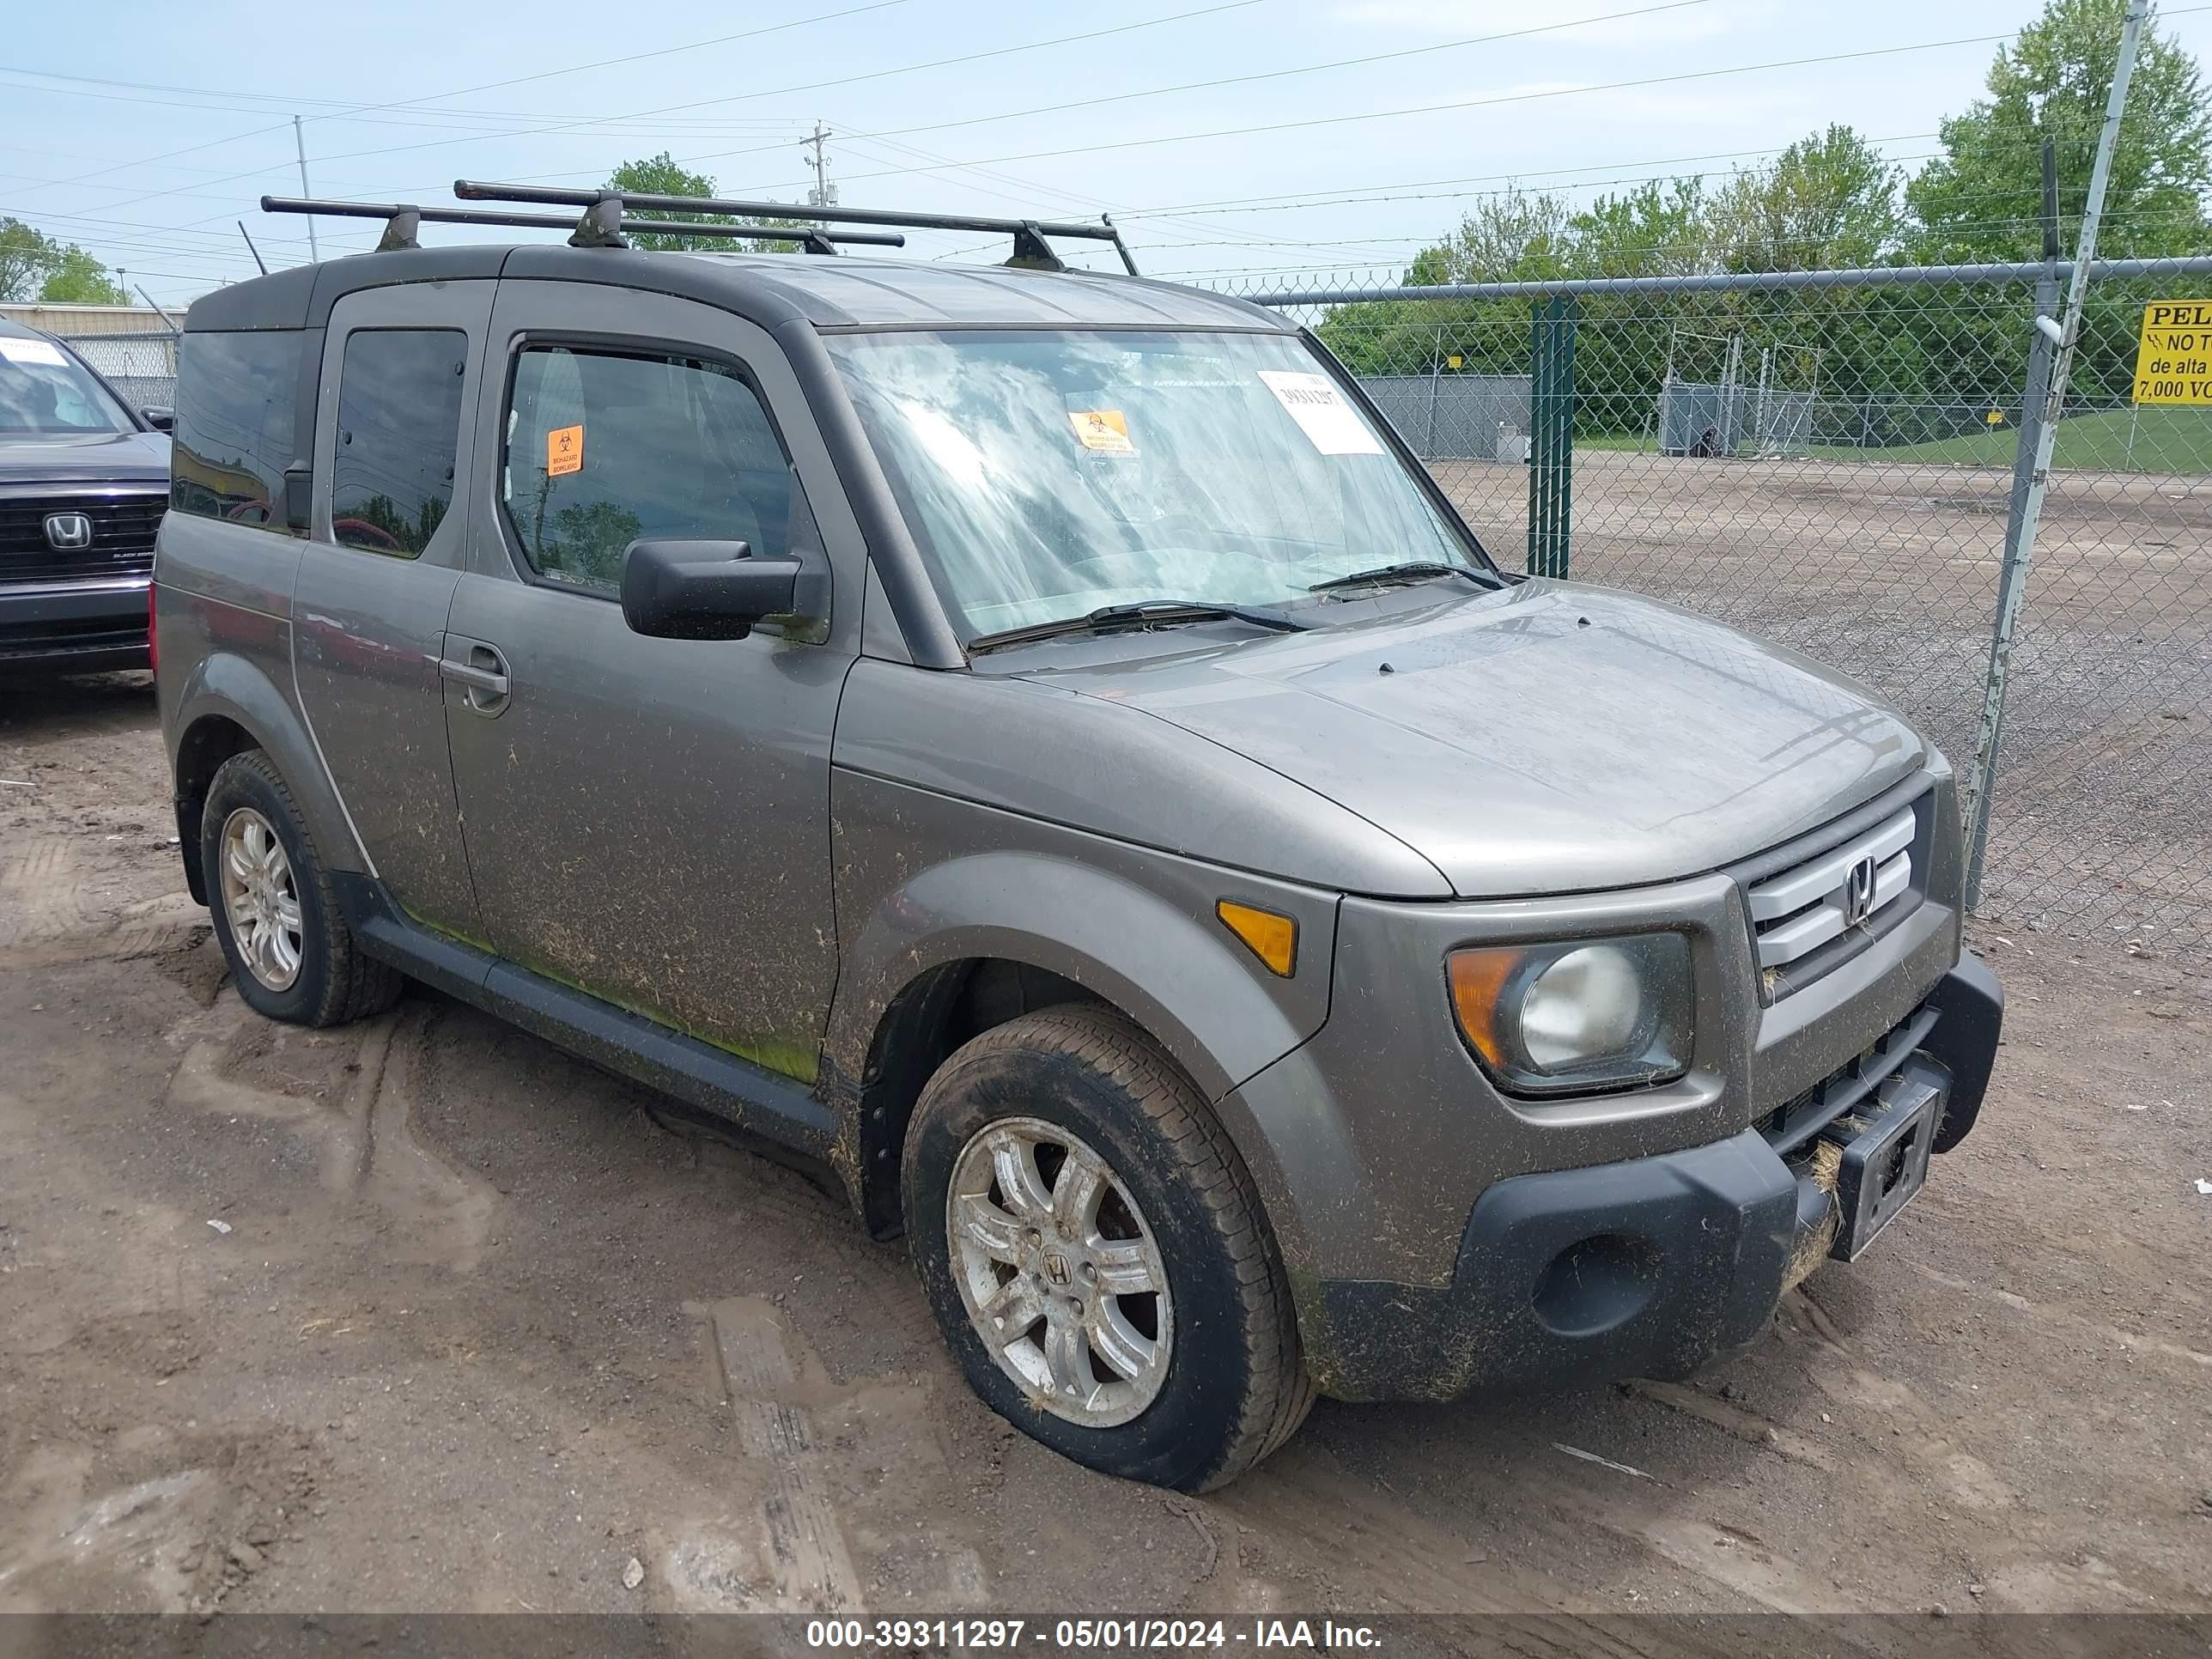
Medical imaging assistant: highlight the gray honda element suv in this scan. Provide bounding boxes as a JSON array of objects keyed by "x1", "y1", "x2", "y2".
[{"x1": 155, "y1": 226, "x2": 2002, "y2": 1492}]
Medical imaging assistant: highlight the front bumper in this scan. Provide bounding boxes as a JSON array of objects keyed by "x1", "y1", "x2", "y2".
[
  {"x1": 0, "y1": 577, "x2": 150, "y2": 671},
  {"x1": 1303, "y1": 952, "x2": 2002, "y2": 1402}
]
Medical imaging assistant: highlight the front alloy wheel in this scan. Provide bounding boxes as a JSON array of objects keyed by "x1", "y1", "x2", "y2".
[
  {"x1": 218, "y1": 805, "x2": 303, "y2": 992},
  {"x1": 947, "y1": 1115, "x2": 1172, "y2": 1427},
  {"x1": 903, "y1": 1005, "x2": 1315, "y2": 1491}
]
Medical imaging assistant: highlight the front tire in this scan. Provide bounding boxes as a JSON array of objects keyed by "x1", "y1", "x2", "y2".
[
  {"x1": 903, "y1": 1005, "x2": 1314, "y2": 1491},
  {"x1": 201, "y1": 750, "x2": 401, "y2": 1027}
]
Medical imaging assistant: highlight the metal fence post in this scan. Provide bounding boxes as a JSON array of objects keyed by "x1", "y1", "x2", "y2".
[
  {"x1": 1964, "y1": 0, "x2": 2148, "y2": 913},
  {"x1": 1425, "y1": 325, "x2": 1444, "y2": 457},
  {"x1": 1965, "y1": 259, "x2": 2062, "y2": 910},
  {"x1": 1528, "y1": 295, "x2": 1577, "y2": 577}
]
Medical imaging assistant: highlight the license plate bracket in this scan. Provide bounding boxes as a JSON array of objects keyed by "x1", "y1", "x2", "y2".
[{"x1": 1826, "y1": 1060, "x2": 1948, "y2": 1261}]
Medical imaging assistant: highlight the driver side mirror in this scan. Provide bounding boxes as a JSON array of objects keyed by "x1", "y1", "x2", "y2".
[
  {"x1": 141, "y1": 405, "x2": 175, "y2": 433},
  {"x1": 620, "y1": 539, "x2": 803, "y2": 641}
]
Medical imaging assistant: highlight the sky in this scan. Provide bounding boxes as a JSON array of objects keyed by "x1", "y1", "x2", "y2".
[{"x1": 6, "y1": 0, "x2": 2212, "y2": 307}]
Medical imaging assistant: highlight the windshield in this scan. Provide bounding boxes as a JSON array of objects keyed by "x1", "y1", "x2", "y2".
[
  {"x1": 0, "y1": 334, "x2": 134, "y2": 438},
  {"x1": 830, "y1": 329, "x2": 1486, "y2": 640}
]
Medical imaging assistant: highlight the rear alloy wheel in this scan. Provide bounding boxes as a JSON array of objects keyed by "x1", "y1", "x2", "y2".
[
  {"x1": 217, "y1": 806, "x2": 304, "y2": 993},
  {"x1": 905, "y1": 1005, "x2": 1315, "y2": 1491},
  {"x1": 200, "y1": 749, "x2": 402, "y2": 1028}
]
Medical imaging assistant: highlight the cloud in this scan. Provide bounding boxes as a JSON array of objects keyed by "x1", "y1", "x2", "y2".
[{"x1": 1334, "y1": 0, "x2": 1767, "y2": 49}]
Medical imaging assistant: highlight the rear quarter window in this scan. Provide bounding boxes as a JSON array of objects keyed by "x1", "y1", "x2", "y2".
[{"x1": 171, "y1": 331, "x2": 306, "y2": 535}]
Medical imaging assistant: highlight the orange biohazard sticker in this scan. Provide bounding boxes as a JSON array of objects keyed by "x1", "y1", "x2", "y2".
[
  {"x1": 546, "y1": 424, "x2": 583, "y2": 477},
  {"x1": 1066, "y1": 409, "x2": 1134, "y2": 456}
]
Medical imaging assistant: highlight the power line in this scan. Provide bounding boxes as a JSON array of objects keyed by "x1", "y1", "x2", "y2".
[
  {"x1": 702, "y1": 24, "x2": 2166, "y2": 195},
  {"x1": 69, "y1": 0, "x2": 1269, "y2": 222},
  {"x1": 2, "y1": 0, "x2": 915, "y2": 206},
  {"x1": 683, "y1": 0, "x2": 1724, "y2": 173},
  {"x1": 22, "y1": 112, "x2": 2176, "y2": 283}
]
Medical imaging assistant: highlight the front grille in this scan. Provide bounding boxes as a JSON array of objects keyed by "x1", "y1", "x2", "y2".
[
  {"x1": 1748, "y1": 805, "x2": 1916, "y2": 969},
  {"x1": 1735, "y1": 784, "x2": 1932, "y2": 1000},
  {"x1": 0, "y1": 492, "x2": 166, "y2": 585}
]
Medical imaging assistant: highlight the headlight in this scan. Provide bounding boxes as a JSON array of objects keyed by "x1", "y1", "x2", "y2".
[{"x1": 1447, "y1": 933, "x2": 1692, "y2": 1096}]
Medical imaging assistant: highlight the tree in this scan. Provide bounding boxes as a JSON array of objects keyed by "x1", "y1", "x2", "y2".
[
  {"x1": 1713, "y1": 125, "x2": 1903, "y2": 273},
  {"x1": 1569, "y1": 178, "x2": 1712, "y2": 278},
  {"x1": 1906, "y1": 0, "x2": 2212, "y2": 263},
  {"x1": 40, "y1": 245, "x2": 131, "y2": 305},
  {"x1": 0, "y1": 218, "x2": 131, "y2": 303},
  {"x1": 606, "y1": 153, "x2": 810, "y2": 254},
  {"x1": 0, "y1": 217, "x2": 58, "y2": 301},
  {"x1": 1905, "y1": 0, "x2": 2212, "y2": 405}
]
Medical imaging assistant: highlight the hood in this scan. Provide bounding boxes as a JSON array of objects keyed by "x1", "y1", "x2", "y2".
[
  {"x1": 0, "y1": 428, "x2": 171, "y2": 485},
  {"x1": 1024, "y1": 580, "x2": 1929, "y2": 898}
]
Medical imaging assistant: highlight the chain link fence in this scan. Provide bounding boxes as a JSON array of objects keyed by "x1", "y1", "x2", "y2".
[
  {"x1": 58, "y1": 329, "x2": 179, "y2": 411},
  {"x1": 1215, "y1": 258, "x2": 2212, "y2": 968}
]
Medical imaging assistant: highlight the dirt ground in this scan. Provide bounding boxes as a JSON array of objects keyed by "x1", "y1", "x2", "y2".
[
  {"x1": 2, "y1": 672, "x2": 2208, "y2": 1627},
  {"x1": 1441, "y1": 450, "x2": 2212, "y2": 963}
]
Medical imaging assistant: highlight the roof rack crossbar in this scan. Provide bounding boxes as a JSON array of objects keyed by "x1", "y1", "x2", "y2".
[
  {"x1": 799, "y1": 228, "x2": 907, "y2": 256},
  {"x1": 260, "y1": 196, "x2": 909, "y2": 255},
  {"x1": 453, "y1": 179, "x2": 1139, "y2": 274}
]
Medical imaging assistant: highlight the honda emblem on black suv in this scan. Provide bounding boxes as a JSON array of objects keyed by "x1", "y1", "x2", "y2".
[{"x1": 43, "y1": 512, "x2": 94, "y2": 551}]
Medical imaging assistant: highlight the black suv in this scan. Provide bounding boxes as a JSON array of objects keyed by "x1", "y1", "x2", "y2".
[{"x1": 1, "y1": 318, "x2": 170, "y2": 672}]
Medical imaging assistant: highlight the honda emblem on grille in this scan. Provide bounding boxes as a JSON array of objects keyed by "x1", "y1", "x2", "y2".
[
  {"x1": 1843, "y1": 854, "x2": 1880, "y2": 927},
  {"x1": 42, "y1": 512, "x2": 94, "y2": 551}
]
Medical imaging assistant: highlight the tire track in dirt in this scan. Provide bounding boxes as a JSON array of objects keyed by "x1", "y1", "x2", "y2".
[
  {"x1": 161, "y1": 993, "x2": 497, "y2": 1271},
  {"x1": 0, "y1": 836, "x2": 99, "y2": 945},
  {"x1": 659, "y1": 1296, "x2": 992, "y2": 1615}
]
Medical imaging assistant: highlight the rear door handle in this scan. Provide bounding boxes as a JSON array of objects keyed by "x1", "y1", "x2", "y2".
[{"x1": 439, "y1": 641, "x2": 510, "y2": 713}]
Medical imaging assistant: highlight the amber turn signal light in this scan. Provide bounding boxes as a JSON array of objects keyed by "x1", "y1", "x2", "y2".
[
  {"x1": 1217, "y1": 900, "x2": 1297, "y2": 977},
  {"x1": 1446, "y1": 945, "x2": 1527, "y2": 1069}
]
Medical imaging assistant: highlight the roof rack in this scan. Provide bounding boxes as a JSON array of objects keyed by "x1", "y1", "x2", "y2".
[
  {"x1": 260, "y1": 196, "x2": 908, "y2": 258},
  {"x1": 452, "y1": 179, "x2": 1139, "y2": 274}
]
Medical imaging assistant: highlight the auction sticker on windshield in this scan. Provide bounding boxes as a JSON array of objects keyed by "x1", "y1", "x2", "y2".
[
  {"x1": 1258, "y1": 369, "x2": 1382, "y2": 455},
  {"x1": 0, "y1": 337, "x2": 69, "y2": 368},
  {"x1": 1067, "y1": 408, "x2": 1135, "y2": 455}
]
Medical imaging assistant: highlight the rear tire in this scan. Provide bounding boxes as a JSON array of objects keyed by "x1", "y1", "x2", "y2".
[
  {"x1": 201, "y1": 750, "x2": 402, "y2": 1028},
  {"x1": 903, "y1": 1005, "x2": 1314, "y2": 1491}
]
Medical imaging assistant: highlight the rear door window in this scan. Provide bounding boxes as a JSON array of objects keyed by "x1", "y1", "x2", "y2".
[
  {"x1": 171, "y1": 331, "x2": 306, "y2": 532},
  {"x1": 501, "y1": 344, "x2": 793, "y2": 594},
  {"x1": 330, "y1": 329, "x2": 467, "y2": 557}
]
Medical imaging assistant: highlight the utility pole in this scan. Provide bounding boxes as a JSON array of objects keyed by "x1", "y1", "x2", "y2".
[
  {"x1": 1964, "y1": 0, "x2": 2148, "y2": 908},
  {"x1": 800, "y1": 122, "x2": 836, "y2": 209},
  {"x1": 292, "y1": 115, "x2": 320, "y2": 262}
]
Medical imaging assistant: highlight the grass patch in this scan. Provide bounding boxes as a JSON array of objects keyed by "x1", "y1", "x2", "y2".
[
  {"x1": 1804, "y1": 406, "x2": 2212, "y2": 471},
  {"x1": 1552, "y1": 408, "x2": 2212, "y2": 471}
]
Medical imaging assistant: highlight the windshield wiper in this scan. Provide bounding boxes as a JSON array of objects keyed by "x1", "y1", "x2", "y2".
[
  {"x1": 1309, "y1": 561, "x2": 1488, "y2": 593},
  {"x1": 969, "y1": 599, "x2": 1308, "y2": 655}
]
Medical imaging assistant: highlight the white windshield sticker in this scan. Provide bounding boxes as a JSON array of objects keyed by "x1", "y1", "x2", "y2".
[
  {"x1": 0, "y1": 337, "x2": 69, "y2": 368},
  {"x1": 1258, "y1": 369, "x2": 1382, "y2": 455}
]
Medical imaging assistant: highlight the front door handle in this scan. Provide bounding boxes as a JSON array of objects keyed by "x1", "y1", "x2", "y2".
[{"x1": 439, "y1": 641, "x2": 510, "y2": 714}]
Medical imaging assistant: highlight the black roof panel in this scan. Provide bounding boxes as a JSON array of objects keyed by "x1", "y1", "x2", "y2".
[
  {"x1": 183, "y1": 263, "x2": 319, "y2": 331},
  {"x1": 187, "y1": 241, "x2": 1286, "y2": 335},
  {"x1": 660, "y1": 251, "x2": 1289, "y2": 331}
]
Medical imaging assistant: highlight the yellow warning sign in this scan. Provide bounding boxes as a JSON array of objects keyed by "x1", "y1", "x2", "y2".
[
  {"x1": 2132, "y1": 301, "x2": 2212, "y2": 404},
  {"x1": 546, "y1": 423, "x2": 583, "y2": 476},
  {"x1": 1067, "y1": 409, "x2": 1134, "y2": 455}
]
